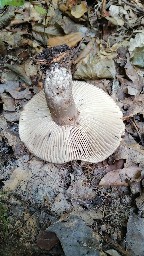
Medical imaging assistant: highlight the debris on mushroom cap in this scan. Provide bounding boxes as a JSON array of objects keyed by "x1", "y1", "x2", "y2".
[{"x1": 19, "y1": 80, "x2": 125, "y2": 164}]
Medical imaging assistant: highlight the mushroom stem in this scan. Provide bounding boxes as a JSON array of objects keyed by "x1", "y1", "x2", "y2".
[{"x1": 44, "y1": 64, "x2": 79, "y2": 126}]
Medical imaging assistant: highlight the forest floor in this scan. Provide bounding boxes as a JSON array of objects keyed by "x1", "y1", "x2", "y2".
[{"x1": 0, "y1": 1, "x2": 144, "y2": 256}]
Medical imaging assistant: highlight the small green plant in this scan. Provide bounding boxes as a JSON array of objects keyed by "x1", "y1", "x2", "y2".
[
  {"x1": 0, "y1": 0, "x2": 47, "y2": 15},
  {"x1": 0, "y1": 0, "x2": 24, "y2": 7}
]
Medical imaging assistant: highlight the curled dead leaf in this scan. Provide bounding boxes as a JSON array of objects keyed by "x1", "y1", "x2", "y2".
[{"x1": 48, "y1": 32, "x2": 83, "y2": 47}]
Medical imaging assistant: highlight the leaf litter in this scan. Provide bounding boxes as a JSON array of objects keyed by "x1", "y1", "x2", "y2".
[{"x1": 0, "y1": 1, "x2": 144, "y2": 256}]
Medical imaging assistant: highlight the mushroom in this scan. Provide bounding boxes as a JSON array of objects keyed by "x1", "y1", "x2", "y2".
[{"x1": 19, "y1": 64, "x2": 125, "y2": 164}]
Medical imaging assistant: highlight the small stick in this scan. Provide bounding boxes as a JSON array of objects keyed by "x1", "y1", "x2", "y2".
[{"x1": 121, "y1": 0, "x2": 144, "y2": 13}]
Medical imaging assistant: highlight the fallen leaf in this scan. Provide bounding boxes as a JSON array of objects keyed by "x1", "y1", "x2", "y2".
[
  {"x1": 1, "y1": 31, "x2": 23, "y2": 47},
  {"x1": 34, "y1": 5, "x2": 47, "y2": 16},
  {"x1": 0, "y1": 81, "x2": 32, "y2": 100},
  {"x1": 129, "y1": 32, "x2": 144, "y2": 53},
  {"x1": 74, "y1": 40, "x2": 94, "y2": 64},
  {"x1": 129, "y1": 32, "x2": 144, "y2": 67},
  {"x1": 106, "y1": 16, "x2": 124, "y2": 26},
  {"x1": 71, "y1": 1, "x2": 87, "y2": 19},
  {"x1": 37, "y1": 231, "x2": 59, "y2": 250},
  {"x1": 56, "y1": 16, "x2": 80, "y2": 34},
  {"x1": 125, "y1": 59, "x2": 140, "y2": 86},
  {"x1": 123, "y1": 94, "x2": 144, "y2": 117},
  {"x1": 1, "y1": 93, "x2": 15, "y2": 111},
  {"x1": 3, "y1": 111, "x2": 20, "y2": 122},
  {"x1": 74, "y1": 53, "x2": 116, "y2": 79},
  {"x1": 48, "y1": 32, "x2": 83, "y2": 47},
  {"x1": 99, "y1": 167, "x2": 141, "y2": 186},
  {"x1": 3, "y1": 167, "x2": 31, "y2": 192},
  {"x1": 0, "y1": 9, "x2": 15, "y2": 29},
  {"x1": 4, "y1": 64, "x2": 31, "y2": 85},
  {"x1": 131, "y1": 47, "x2": 144, "y2": 67},
  {"x1": 115, "y1": 141, "x2": 144, "y2": 167}
]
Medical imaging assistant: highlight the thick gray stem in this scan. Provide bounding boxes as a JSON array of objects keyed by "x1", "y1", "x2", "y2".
[{"x1": 44, "y1": 64, "x2": 79, "y2": 126}]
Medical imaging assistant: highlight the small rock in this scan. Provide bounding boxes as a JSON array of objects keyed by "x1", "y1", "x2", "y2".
[
  {"x1": 126, "y1": 212, "x2": 144, "y2": 256},
  {"x1": 127, "y1": 86, "x2": 139, "y2": 96},
  {"x1": 48, "y1": 215, "x2": 100, "y2": 256}
]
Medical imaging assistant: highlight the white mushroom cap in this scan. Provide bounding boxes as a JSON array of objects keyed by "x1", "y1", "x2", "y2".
[{"x1": 19, "y1": 81, "x2": 125, "y2": 164}]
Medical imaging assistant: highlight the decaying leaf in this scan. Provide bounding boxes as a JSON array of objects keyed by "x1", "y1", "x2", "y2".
[
  {"x1": 131, "y1": 47, "x2": 144, "y2": 67},
  {"x1": 125, "y1": 59, "x2": 140, "y2": 85},
  {"x1": 1, "y1": 31, "x2": 23, "y2": 47},
  {"x1": 123, "y1": 94, "x2": 144, "y2": 117},
  {"x1": 4, "y1": 64, "x2": 32, "y2": 85},
  {"x1": 0, "y1": 81, "x2": 32, "y2": 100},
  {"x1": 0, "y1": 38, "x2": 6, "y2": 55},
  {"x1": 105, "y1": 5, "x2": 126, "y2": 26},
  {"x1": 4, "y1": 167, "x2": 31, "y2": 192},
  {"x1": 1, "y1": 93, "x2": 15, "y2": 111},
  {"x1": 99, "y1": 166, "x2": 141, "y2": 186},
  {"x1": 0, "y1": 9, "x2": 15, "y2": 29},
  {"x1": 24, "y1": 2, "x2": 43, "y2": 22},
  {"x1": 71, "y1": 1, "x2": 87, "y2": 19},
  {"x1": 56, "y1": 16, "x2": 76, "y2": 34},
  {"x1": 129, "y1": 32, "x2": 144, "y2": 53},
  {"x1": 106, "y1": 4, "x2": 137, "y2": 27},
  {"x1": 129, "y1": 32, "x2": 144, "y2": 67},
  {"x1": 74, "y1": 53, "x2": 116, "y2": 79},
  {"x1": 3, "y1": 111, "x2": 20, "y2": 122},
  {"x1": 124, "y1": 58, "x2": 143, "y2": 95},
  {"x1": 32, "y1": 24, "x2": 62, "y2": 38},
  {"x1": 48, "y1": 32, "x2": 83, "y2": 47},
  {"x1": 74, "y1": 40, "x2": 94, "y2": 64},
  {"x1": 115, "y1": 141, "x2": 144, "y2": 167}
]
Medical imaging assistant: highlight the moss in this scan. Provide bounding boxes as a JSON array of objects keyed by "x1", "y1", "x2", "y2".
[{"x1": 0, "y1": 201, "x2": 9, "y2": 241}]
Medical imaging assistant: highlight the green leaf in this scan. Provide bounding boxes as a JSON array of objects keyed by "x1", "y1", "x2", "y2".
[
  {"x1": 0, "y1": 0, "x2": 24, "y2": 7},
  {"x1": 34, "y1": 5, "x2": 47, "y2": 15}
]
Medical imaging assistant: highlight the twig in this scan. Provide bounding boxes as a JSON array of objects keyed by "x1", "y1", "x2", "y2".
[
  {"x1": 130, "y1": 118, "x2": 141, "y2": 140},
  {"x1": 121, "y1": 0, "x2": 144, "y2": 13},
  {"x1": 103, "y1": 233, "x2": 131, "y2": 256},
  {"x1": 101, "y1": 0, "x2": 107, "y2": 16}
]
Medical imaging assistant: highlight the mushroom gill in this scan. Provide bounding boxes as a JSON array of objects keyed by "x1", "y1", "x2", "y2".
[{"x1": 19, "y1": 64, "x2": 125, "y2": 164}]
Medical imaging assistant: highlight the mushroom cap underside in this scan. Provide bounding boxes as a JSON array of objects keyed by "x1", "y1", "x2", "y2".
[{"x1": 19, "y1": 81, "x2": 125, "y2": 164}]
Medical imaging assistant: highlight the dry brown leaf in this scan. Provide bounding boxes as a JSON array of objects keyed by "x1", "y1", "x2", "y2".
[
  {"x1": 99, "y1": 167, "x2": 141, "y2": 186},
  {"x1": 48, "y1": 32, "x2": 83, "y2": 47},
  {"x1": 71, "y1": 1, "x2": 87, "y2": 19}
]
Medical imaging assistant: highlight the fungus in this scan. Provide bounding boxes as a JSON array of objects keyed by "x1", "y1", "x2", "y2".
[{"x1": 19, "y1": 64, "x2": 125, "y2": 164}]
